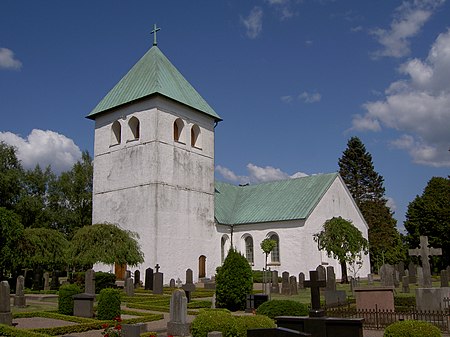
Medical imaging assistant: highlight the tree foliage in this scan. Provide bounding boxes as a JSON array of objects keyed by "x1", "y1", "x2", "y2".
[
  {"x1": 338, "y1": 137, "x2": 404, "y2": 270},
  {"x1": 69, "y1": 223, "x2": 144, "y2": 267},
  {"x1": 313, "y1": 217, "x2": 368, "y2": 283},
  {"x1": 216, "y1": 248, "x2": 253, "y2": 311},
  {"x1": 404, "y1": 176, "x2": 450, "y2": 269},
  {"x1": 0, "y1": 207, "x2": 24, "y2": 278},
  {"x1": 260, "y1": 238, "x2": 276, "y2": 270},
  {"x1": 0, "y1": 142, "x2": 23, "y2": 209}
]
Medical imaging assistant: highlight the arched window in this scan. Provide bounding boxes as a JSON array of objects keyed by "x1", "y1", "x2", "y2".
[
  {"x1": 244, "y1": 235, "x2": 254, "y2": 264},
  {"x1": 128, "y1": 116, "x2": 140, "y2": 140},
  {"x1": 111, "y1": 121, "x2": 121, "y2": 146},
  {"x1": 191, "y1": 124, "x2": 201, "y2": 148},
  {"x1": 174, "y1": 118, "x2": 184, "y2": 142},
  {"x1": 269, "y1": 233, "x2": 280, "y2": 263}
]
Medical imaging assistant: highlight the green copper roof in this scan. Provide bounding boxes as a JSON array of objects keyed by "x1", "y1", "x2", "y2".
[
  {"x1": 215, "y1": 173, "x2": 339, "y2": 225},
  {"x1": 87, "y1": 46, "x2": 221, "y2": 120}
]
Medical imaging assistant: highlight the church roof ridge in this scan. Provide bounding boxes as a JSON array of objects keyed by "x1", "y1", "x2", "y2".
[
  {"x1": 87, "y1": 46, "x2": 221, "y2": 121},
  {"x1": 215, "y1": 172, "x2": 339, "y2": 225}
]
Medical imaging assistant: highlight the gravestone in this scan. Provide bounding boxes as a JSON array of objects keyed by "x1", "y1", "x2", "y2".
[
  {"x1": 349, "y1": 277, "x2": 358, "y2": 295},
  {"x1": 326, "y1": 266, "x2": 336, "y2": 291},
  {"x1": 402, "y1": 275, "x2": 410, "y2": 293},
  {"x1": 367, "y1": 274, "x2": 374, "y2": 285},
  {"x1": 417, "y1": 266, "x2": 424, "y2": 287},
  {"x1": 304, "y1": 270, "x2": 326, "y2": 317},
  {"x1": 408, "y1": 262, "x2": 417, "y2": 284},
  {"x1": 145, "y1": 267, "x2": 153, "y2": 290},
  {"x1": 324, "y1": 289, "x2": 347, "y2": 307},
  {"x1": 271, "y1": 270, "x2": 279, "y2": 294},
  {"x1": 440, "y1": 269, "x2": 449, "y2": 287},
  {"x1": 43, "y1": 272, "x2": 50, "y2": 291},
  {"x1": 354, "y1": 286, "x2": 395, "y2": 311},
  {"x1": 281, "y1": 271, "x2": 290, "y2": 295},
  {"x1": 393, "y1": 270, "x2": 400, "y2": 288},
  {"x1": 298, "y1": 272, "x2": 305, "y2": 290},
  {"x1": 33, "y1": 269, "x2": 43, "y2": 290},
  {"x1": 398, "y1": 261, "x2": 405, "y2": 278},
  {"x1": 126, "y1": 270, "x2": 131, "y2": 279},
  {"x1": 122, "y1": 323, "x2": 146, "y2": 337},
  {"x1": 73, "y1": 293, "x2": 95, "y2": 318},
  {"x1": 182, "y1": 268, "x2": 196, "y2": 302},
  {"x1": 85, "y1": 269, "x2": 95, "y2": 295},
  {"x1": 50, "y1": 270, "x2": 59, "y2": 290},
  {"x1": 289, "y1": 276, "x2": 298, "y2": 295},
  {"x1": 316, "y1": 265, "x2": 326, "y2": 281},
  {"x1": 125, "y1": 277, "x2": 134, "y2": 296},
  {"x1": 0, "y1": 281, "x2": 12, "y2": 325},
  {"x1": 14, "y1": 275, "x2": 26, "y2": 307},
  {"x1": 408, "y1": 235, "x2": 442, "y2": 288},
  {"x1": 153, "y1": 264, "x2": 163, "y2": 295},
  {"x1": 134, "y1": 270, "x2": 140, "y2": 288},
  {"x1": 167, "y1": 289, "x2": 190, "y2": 337},
  {"x1": 380, "y1": 264, "x2": 394, "y2": 287},
  {"x1": 170, "y1": 278, "x2": 176, "y2": 288},
  {"x1": 176, "y1": 278, "x2": 183, "y2": 288}
]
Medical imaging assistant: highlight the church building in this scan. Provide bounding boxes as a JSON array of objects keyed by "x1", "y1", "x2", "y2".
[{"x1": 87, "y1": 35, "x2": 370, "y2": 283}]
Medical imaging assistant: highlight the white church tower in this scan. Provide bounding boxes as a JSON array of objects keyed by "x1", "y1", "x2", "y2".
[{"x1": 87, "y1": 30, "x2": 222, "y2": 282}]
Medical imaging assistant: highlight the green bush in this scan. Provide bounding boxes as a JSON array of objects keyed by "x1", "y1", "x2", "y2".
[
  {"x1": 256, "y1": 300, "x2": 309, "y2": 319},
  {"x1": 58, "y1": 283, "x2": 82, "y2": 315},
  {"x1": 0, "y1": 325, "x2": 48, "y2": 337},
  {"x1": 384, "y1": 320, "x2": 442, "y2": 337},
  {"x1": 95, "y1": 271, "x2": 116, "y2": 293},
  {"x1": 216, "y1": 248, "x2": 253, "y2": 311},
  {"x1": 191, "y1": 309, "x2": 275, "y2": 337},
  {"x1": 394, "y1": 296, "x2": 415, "y2": 308},
  {"x1": 97, "y1": 288, "x2": 122, "y2": 320}
]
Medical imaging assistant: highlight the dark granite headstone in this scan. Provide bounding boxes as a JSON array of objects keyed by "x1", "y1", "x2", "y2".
[
  {"x1": 134, "y1": 270, "x2": 140, "y2": 288},
  {"x1": 408, "y1": 262, "x2": 417, "y2": 284},
  {"x1": 281, "y1": 271, "x2": 290, "y2": 295},
  {"x1": 271, "y1": 270, "x2": 280, "y2": 294},
  {"x1": 316, "y1": 265, "x2": 326, "y2": 281},
  {"x1": 182, "y1": 268, "x2": 196, "y2": 302},
  {"x1": 326, "y1": 266, "x2": 336, "y2": 291},
  {"x1": 73, "y1": 293, "x2": 94, "y2": 318},
  {"x1": 298, "y1": 272, "x2": 305, "y2": 290},
  {"x1": 50, "y1": 270, "x2": 59, "y2": 290},
  {"x1": 169, "y1": 278, "x2": 176, "y2": 288},
  {"x1": 290, "y1": 276, "x2": 298, "y2": 295},
  {"x1": 304, "y1": 270, "x2": 326, "y2": 317},
  {"x1": 145, "y1": 267, "x2": 153, "y2": 290},
  {"x1": 402, "y1": 275, "x2": 410, "y2": 293}
]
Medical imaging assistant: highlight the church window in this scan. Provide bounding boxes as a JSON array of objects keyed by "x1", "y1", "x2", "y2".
[
  {"x1": 174, "y1": 118, "x2": 184, "y2": 143},
  {"x1": 244, "y1": 235, "x2": 254, "y2": 264},
  {"x1": 269, "y1": 233, "x2": 280, "y2": 263},
  {"x1": 128, "y1": 116, "x2": 140, "y2": 140},
  {"x1": 111, "y1": 121, "x2": 121, "y2": 146},
  {"x1": 191, "y1": 124, "x2": 201, "y2": 148}
]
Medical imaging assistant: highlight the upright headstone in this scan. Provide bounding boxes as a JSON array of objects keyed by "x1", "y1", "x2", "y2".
[
  {"x1": 85, "y1": 269, "x2": 95, "y2": 295},
  {"x1": 417, "y1": 266, "x2": 424, "y2": 287},
  {"x1": 440, "y1": 269, "x2": 448, "y2": 287},
  {"x1": 33, "y1": 269, "x2": 43, "y2": 290},
  {"x1": 125, "y1": 277, "x2": 134, "y2": 296},
  {"x1": 43, "y1": 272, "x2": 50, "y2": 291},
  {"x1": 134, "y1": 270, "x2": 140, "y2": 288},
  {"x1": 0, "y1": 281, "x2": 12, "y2": 325},
  {"x1": 271, "y1": 270, "x2": 279, "y2": 294},
  {"x1": 145, "y1": 267, "x2": 154, "y2": 290},
  {"x1": 289, "y1": 276, "x2": 298, "y2": 295},
  {"x1": 304, "y1": 270, "x2": 326, "y2": 317},
  {"x1": 367, "y1": 274, "x2": 374, "y2": 285},
  {"x1": 380, "y1": 264, "x2": 394, "y2": 287},
  {"x1": 170, "y1": 278, "x2": 176, "y2": 288},
  {"x1": 281, "y1": 271, "x2": 290, "y2": 295},
  {"x1": 167, "y1": 289, "x2": 190, "y2": 337},
  {"x1": 182, "y1": 268, "x2": 196, "y2": 302},
  {"x1": 50, "y1": 270, "x2": 59, "y2": 290},
  {"x1": 153, "y1": 264, "x2": 164, "y2": 295},
  {"x1": 393, "y1": 270, "x2": 400, "y2": 288},
  {"x1": 298, "y1": 272, "x2": 305, "y2": 290},
  {"x1": 402, "y1": 275, "x2": 410, "y2": 293},
  {"x1": 14, "y1": 275, "x2": 26, "y2": 307},
  {"x1": 398, "y1": 261, "x2": 405, "y2": 278},
  {"x1": 408, "y1": 235, "x2": 442, "y2": 288},
  {"x1": 316, "y1": 265, "x2": 326, "y2": 281},
  {"x1": 326, "y1": 266, "x2": 336, "y2": 291},
  {"x1": 408, "y1": 262, "x2": 417, "y2": 284}
]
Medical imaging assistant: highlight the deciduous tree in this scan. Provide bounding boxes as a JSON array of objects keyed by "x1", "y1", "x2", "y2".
[
  {"x1": 0, "y1": 207, "x2": 24, "y2": 279},
  {"x1": 0, "y1": 142, "x2": 23, "y2": 209}
]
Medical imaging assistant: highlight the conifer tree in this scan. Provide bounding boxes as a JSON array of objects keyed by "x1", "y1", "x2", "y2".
[{"x1": 338, "y1": 137, "x2": 405, "y2": 271}]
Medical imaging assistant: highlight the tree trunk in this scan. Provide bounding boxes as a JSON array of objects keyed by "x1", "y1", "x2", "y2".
[{"x1": 340, "y1": 261, "x2": 348, "y2": 284}]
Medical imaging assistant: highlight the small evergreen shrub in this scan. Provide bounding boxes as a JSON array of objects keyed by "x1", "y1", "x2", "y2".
[
  {"x1": 393, "y1": 296, "x2": 415, "y2": 308},
  {"x1": 216, "y1": 248, "x2": 253, "y2": 311},
  {"x1": 95, "y1": 271, "x2": 116, "y2": 293},
  {"x1": 256, "y1": 300, "x2": 309, "y2": 319},
  {"x1": 234, "y1": 315, "x2": 276, "y2": 336},
  {"x1": 58, "y1": 283, "x2": 82, "y2": 315},
  {"x1": 97, "y1": 288, "x2": 122, "y2": 320},
  {"x1": 384, "y1": 320, "x2": 442, "y2": 337}
]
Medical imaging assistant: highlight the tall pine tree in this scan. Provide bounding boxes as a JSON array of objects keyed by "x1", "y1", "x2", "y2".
[{"x1": 338, "y1": 137, "x2": 405, "y2": 271}]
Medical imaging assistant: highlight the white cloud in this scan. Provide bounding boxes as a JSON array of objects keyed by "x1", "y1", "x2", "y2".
[
  {"x1": 370, "y1": 0, "x2": 444, "y2": 58},
  {"x1": 386, "y1": 197, "x2": 397, "y2": 212},
  {"x1": 353, "y1": 29, "x2": 450, "y2": 167},
  {"x1": 0, "y1": 48, "x2": 22, "y2": 70},
  {"x1": 351, "y1": 26, "x2": 363, "y2": 33},
  {"x1": 0, "y1": 129, "x2": 82, "y2": 174},
  {"x1": 216, "y1": 163, "x2": 308, "y2": 184},
  {"x1": 299, "y1": 91, "x2": 322, "y2": 103},
  {"x1": 265, "y1": 0, "x2": 296, "y2": 20},
  {"x1": 241, "y1": 7, "x2": 263, "y2": 39},
  {"x1": 281, "y1": 95, "x2": 293, "y2": 103}
]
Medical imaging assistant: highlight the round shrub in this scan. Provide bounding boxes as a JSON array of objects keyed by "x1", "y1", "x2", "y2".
[
  {"x1": 256, "y1": 300, "x2": 309, "y2": 319},
  {"x1": 234, "y1": 315, "x2": 276, "y2": 336},
  {"x1": 191, "y1": 310, "x2": 235, "y2": 337},
  {"x1": 97, "y1": 288, "x2": 121, "y2": 320},
  {"x1": 216, "y1": 248, "x2": 253, "y2": 311},
  {"x1": 384, "y1": 320, "x2": 441, "y2": 337},
  {"x1": 95, "y1": 271, "x2": 116, "y2": 293},
  {"x1": 58, "y1": 283, "x2": 82, "y2": 315}
]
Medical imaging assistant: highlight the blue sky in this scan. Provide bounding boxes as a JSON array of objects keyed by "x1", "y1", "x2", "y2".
[{"x1": 1, "y1": 0, "x2": 449, "y2": 230}]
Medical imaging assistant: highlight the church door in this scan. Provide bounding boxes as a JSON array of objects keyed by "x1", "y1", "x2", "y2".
[
  {"x1": 115, "y1": 263, "x2": 126, "y2": 280},
  {"x1": 198, "y1": 255, "x2": 206, "y2": 279}
]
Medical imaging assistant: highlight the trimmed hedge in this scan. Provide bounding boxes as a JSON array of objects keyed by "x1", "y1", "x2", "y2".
[
  {"x1": 97, "y1": 288, "x2": 122, "y2": 320},
  {"x1": 58, "y1": 283, "x2": 81, "y2": 315},
  {"x1": 191, "y1": 309, "x2": 275, "y2": 337},
  {"x1": 0, "y1": 325, "x2": 49, "y2": 337},
  {"x1": 256, "y1": 300, "x2": 309, "y2": 319},
  {"x1": 384, "y1": 320, "x2": 442, "y2": 337},
  {"x1": 393, "y1": 296, "x2": 415, "y2": 308}
]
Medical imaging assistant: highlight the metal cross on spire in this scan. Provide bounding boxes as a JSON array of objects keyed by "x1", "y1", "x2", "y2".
[{"x1": 151, "y1": 24, "x2": 161, "y2": 46}]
